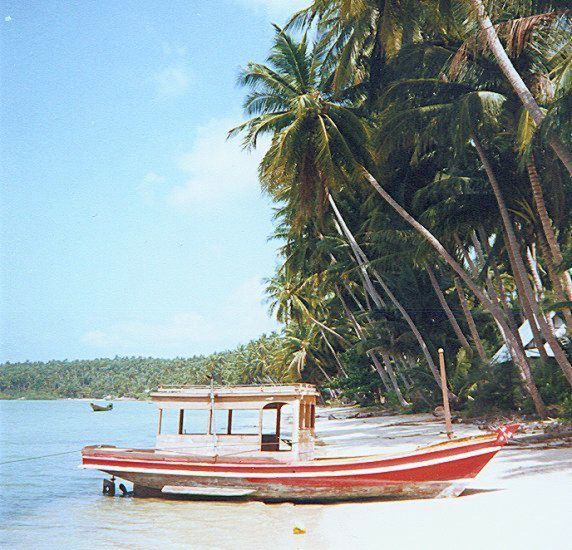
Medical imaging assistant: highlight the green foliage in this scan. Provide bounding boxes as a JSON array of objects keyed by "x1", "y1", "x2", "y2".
[
  {"x1": 466, "y1": 361, "x2": 525, "y2": 416},
  {"x1": 327, "y1": 349, "x2": 383, "y2": 406},
  {"x1": 561, "y1": 395, "x2": 572, "y2": 420},
  {"x1": 0, "y1": 334, "x2": 293, "y2": 399}
]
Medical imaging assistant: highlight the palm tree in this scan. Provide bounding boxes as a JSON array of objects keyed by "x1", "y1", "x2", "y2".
[
  {"x1": 376, "y1": 76, "x2": 572, "y2": 385},
  {"x1": 466, "y1": 0, "x2": 572, "y2": 175},
  {"x1": 231, "y1": 26, "x2": 445, "y2": 390},
  {"x1": 232, "y1": 26, "x2": 551, "y2": 415}
]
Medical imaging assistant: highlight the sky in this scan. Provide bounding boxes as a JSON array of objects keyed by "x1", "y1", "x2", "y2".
[{"x1": 0, "y1": 0, "x2": 311, "y2": 362}]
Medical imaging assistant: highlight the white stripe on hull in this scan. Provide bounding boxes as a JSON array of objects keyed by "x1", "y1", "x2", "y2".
[{"x1": 83, "y1": 445, "x2": 498, "y2": 479}]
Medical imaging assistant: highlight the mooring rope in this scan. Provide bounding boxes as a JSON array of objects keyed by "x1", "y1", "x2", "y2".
[{"x1": 0, "y1": 449, "x2": 82, "y2": 465}]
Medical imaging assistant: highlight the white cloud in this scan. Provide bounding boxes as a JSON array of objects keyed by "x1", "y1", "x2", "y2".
[
  {"x1": 138, "y1": 171, "x2": 166, "y2": 202},
  {"x1": 82, "y1": 277, "x2": 279, "y2": 356},
  {"x1": 235, "y1": 0, "x2": 311, "y2": 19},
  {"x1": 151, "y1": 40, "x2": 192, "y2": 99},
  {"x1": 167, "y1": 117, "x2": 267, "y2": 207},
  {"x1": 152, "y1": 65, "x2": 191, "y2": 98}
]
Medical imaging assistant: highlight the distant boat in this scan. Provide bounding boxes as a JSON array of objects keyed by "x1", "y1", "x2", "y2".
[{"x1": 90, "y1": 403, "x2": 113, "y2": 412}]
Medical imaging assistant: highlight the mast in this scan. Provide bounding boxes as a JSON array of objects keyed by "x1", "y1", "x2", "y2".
[{"x1": 209, "y1": 377, "x2": 218, "y2": 456}]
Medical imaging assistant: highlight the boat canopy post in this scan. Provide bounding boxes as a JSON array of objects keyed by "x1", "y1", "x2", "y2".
[
  {"x1": 150, "y1": 384, "x2": 318, "y2": 460},
  {"x1": 275, "y1": 405, "x2": 281, "y2": 436}
]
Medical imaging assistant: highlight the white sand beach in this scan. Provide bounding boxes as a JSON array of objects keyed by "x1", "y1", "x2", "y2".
[{"x1": 210, "y1": 410, "x2": 571, "y2": 550}]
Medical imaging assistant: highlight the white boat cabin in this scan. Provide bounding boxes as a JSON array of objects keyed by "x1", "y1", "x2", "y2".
[{"x1": 151, "y1": 384, "x2": 318, "y2": 461}]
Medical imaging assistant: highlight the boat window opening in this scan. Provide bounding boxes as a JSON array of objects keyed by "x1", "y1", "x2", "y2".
[
  {"x1": 261, "y1": 408, "x2": 278, "y2": 434},
  {"x1": 158, "y1": 408, "x2": 181, "y2": 434},
  {"x1": 310, "y1": 404, "x2": 316, "y2": 429},
  {"x1": 227, "y1": 409, "x2": 259, "y2": 435},
  {"x1": 210, "y1": 409, "x2": 231, "y2": 434},
  {"x1": 261, "y1": 402, "x2": 292, "y2": 452},
  {"x1": 182, "y1": 409, "x2": 210, "y2": 435}
]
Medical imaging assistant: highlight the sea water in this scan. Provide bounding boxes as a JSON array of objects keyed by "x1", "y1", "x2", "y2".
[{"x1": 0, "y1": 400, "x2": 307, "y2": 549}]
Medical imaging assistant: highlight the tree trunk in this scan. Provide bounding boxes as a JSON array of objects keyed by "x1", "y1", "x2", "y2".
[
  {"x1": 454, "y1": 277, "x2": 487, "y2": 361},
  {"x1": 527, "y1": 246, "x2": 543, "y2": 302},
  {"x1": 371, "y1": 352, "x2": 394, "y2": 394},
  {"x1": 472, "y1": 229, "x2": 538, "y2": 365},
  {"x1": 536, "y1": 232, "x2": 572, "y2": 331},
  {"x1": 471, "y1": 230, "x2": 519, "y2": 334},
  {"x1": 394, "y1": 356, "x2": 414, "y2": 389},
  {"x1": 318, "y1": 326, "x2": 347, "y2": 377},
  {"x1": 477, "y1": 226, "x2": 518, "y2": 332},
  {"x1": 472, "y1": 134, "x2": 572, "y2": 386},
  {"x1": 527, "y1": 156, "x2": 572, "y2": 326},
  {"x1": 362, "y1": 169, "x2": 547, "y2": 416},
  {"x1": 336, "y1": 286, "x2": 393, "y2": 392},
  {"x1": 331, "y1": 219, "x2": 385, "y2": 309},
  {"x1": 329, "y1": 195, "x2": 446, "y2": 390},
  {"x1": 469, "y1": 0, "x2": 572, "y2": 176},
  {"x1": 426, "y1": 264, "x2": 472, "y2": 353},
  {"x1": 502, "y1": 232, "x2": 550, "y2": 362},
  {"x1": 380, "y1": 350, "x2": 410, "y2": 407}
]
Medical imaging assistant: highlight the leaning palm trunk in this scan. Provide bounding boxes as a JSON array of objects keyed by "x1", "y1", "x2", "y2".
[
  {"x1": 454, "y1": 277, "x2": 487, "y2": 361},
  {"x1": 426, "y1": 264, "x2": 472, "y2": 354},
  {"x1": 469, "y1": 0, "x2": 572, "y2": 176},
  {"x1": 380, "y1": 350, "x2": 410, "y2": 407},
  {"x1": 318, "y1": 326, "x2": 348, "y2": 377},
  {"x1": 527, "y1": 157, "x2": 572, "y2": 328},
  {"x1": 335, "y1": 285, "x2": 393, "y2": 393},
  {"x1": 477, "y1": 226, "x2": 519, "y2": 333},
  {"x1": 372, "y1": 353, "x2": 394, "y2": 394},
  {"x1": 471, "y1": 230, "x2": 522, "y2": 336},
  {"x1": 472, "y1": 230, "x2": 541, "y2": 367},
  {"x1": 527, "y1": 246, "x2": 544, "y2": 302},
  {"x1": 452, "y1": 221, "x2": 529, "y2": 366},
  {"x1": 362, "y1": 169, "x2": 547, "y2": 416},
  {"x1": 536, "y1": 232, "x2": 572, "y2": 331},
  {"x1": 471, "y1": 135, "x2": 572, "y2": 386},
  {"x1": 331, "y1": 217, "x2": 385, "y2": 310},
  {"x1": 502, "y1": 233, "x2": 550, "y2": 362},
  {"x1": 329, "y1": 195, "x2": 445, "y2": 391},
  {"x1": 394, "y1": 356, "x2": 414, "y2": 390}
]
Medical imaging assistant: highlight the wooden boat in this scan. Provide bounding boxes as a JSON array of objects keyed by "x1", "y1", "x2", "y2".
[
  {"x1": 90, "y1": 402, "x2": 113, "y2": 412},
  {"x1": 81, "y1": 384, "x2": 518, "y2": 501}
]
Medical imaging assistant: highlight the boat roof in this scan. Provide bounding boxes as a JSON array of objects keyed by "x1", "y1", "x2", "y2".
[{"x1": 150, "y1": 383, "x2": 318, "y2": 402}]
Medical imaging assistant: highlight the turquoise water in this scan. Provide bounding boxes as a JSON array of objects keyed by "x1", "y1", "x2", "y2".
[
  {"x1": 1, "y1": 401, "x2": 155, "y2": 545},
  {"x1": 0, "y1": 400, "x2": 306, "y2": 550}
]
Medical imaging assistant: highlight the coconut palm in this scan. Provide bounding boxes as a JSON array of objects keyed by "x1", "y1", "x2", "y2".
[{"x1": 231, "y1": 26, "x2": 448, "y2": 389}]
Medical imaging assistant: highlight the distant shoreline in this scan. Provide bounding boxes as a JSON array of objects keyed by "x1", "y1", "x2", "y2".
[{"x1": 0, "y1": 396, "x2": 147, "y2": 401}]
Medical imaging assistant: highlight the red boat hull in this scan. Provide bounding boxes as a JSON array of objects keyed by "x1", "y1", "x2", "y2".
[{"x1": 81, "y1": 424, "x2": 518, "y2": 501}]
